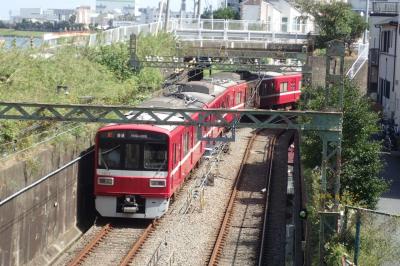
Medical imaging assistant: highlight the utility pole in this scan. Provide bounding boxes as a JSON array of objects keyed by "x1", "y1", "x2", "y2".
[
  {"x1": 180, "y1": 0, "x2": 186, "y2": 20},
  {"x1": 164, "y1": 0, "x2": 170, "y2": 31},
  {"x1": 197, "y1": 0, "x2": 201, "y2": 18}
]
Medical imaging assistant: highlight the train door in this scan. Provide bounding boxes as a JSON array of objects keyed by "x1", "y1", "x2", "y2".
[
  {"x1": 290, "y1": 78, "x2": 296, "y2": 102},
  {"x1": 172, "y1": 141, "x2": 181, "y2": 189}
]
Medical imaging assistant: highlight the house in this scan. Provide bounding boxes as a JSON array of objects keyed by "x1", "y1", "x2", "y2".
[
  {"x1": 368, "y1": 1, "x2": 400, "y2": 124},
  {"x1": 240, "y1": 0, "x2": 314, "y2": 33}
]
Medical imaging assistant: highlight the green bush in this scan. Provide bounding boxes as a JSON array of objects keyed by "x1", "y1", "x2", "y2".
[{"x1": 0, "y1": 33, "x2": 178, "y2": 156}]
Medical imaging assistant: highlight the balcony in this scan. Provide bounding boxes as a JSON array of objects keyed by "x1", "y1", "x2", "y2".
[{"x1": 371, "y1": 2, "x2": 400, "y2": 15}]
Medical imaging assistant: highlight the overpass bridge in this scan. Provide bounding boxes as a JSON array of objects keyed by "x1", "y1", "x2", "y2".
[{"x1": 43, "y1": 18, "x2": 316, "y2": 51}]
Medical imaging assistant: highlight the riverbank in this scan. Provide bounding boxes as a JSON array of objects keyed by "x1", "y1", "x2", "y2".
[{"x1": 0, "y1": 29, "x2": 45, "y2": 38}]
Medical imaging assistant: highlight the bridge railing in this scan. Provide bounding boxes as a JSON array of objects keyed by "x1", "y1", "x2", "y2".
[{"x1": 172, "y1": 18, "x2": 315, "y2": 34}]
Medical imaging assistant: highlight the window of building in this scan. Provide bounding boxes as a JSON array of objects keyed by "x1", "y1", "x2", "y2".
[
  {"x1": 380, "y1": 78, "x2": 391, "y2": 99},
  {"x1": 385, "y1": 80, "x2": 391, "y2": 98},
  {"x1": 294, "y1": 16, "x2": 301, "y2": 31},
  {"x1": 281, "y1": 17, "x2": 288, "y2": 32},
  {"x1": 280, "y1": 82, "x2": 288, "y2": 92},
  {"x1": 266, "y1": 16, "x2": 271, "y2": 31},
  {"x1": 381, "y1": 31, "x2": 391, "y2": 53}
]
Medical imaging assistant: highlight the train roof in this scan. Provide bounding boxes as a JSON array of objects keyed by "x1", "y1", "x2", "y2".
[
  {"x1": 259, "y1": 71, "x2": 301, "y2": 78},
  {"x1": 99, "y1": 76, "x2": 240, "y2": 133},
  {"x1": 210, "y1": 72, "x2": 242, "y2": 81},
  {"x1": 179, "y1": 81, "x2": 236, "y2": 97}
]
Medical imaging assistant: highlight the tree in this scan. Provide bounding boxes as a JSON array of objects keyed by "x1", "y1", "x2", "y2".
[
  {"x1": 297, "y1": 1, "x2": 367, "y2": 49},
  {"x1": 0, "y1": 20, "x2": 6, "y2": 29},
  {"x1": 212, "y1": 7, "x2": 240, "y2": 20},
  {"x1": 300, "y1": 80, "x2": 388, "y2": 208},
  {"x1": 69, "y1": 14, "x2": 77, "y2": 25},
  {"x1": 201, "y1": 6, "x2": 213, "y2": 19}
]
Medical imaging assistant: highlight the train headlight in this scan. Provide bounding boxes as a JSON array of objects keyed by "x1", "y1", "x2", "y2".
[
  {"x1": 98, "y1": 177, "x2": 114, "y2": 186},
  {"x1": 149, "y1": 179, "x2": 166, "y2": 188}
]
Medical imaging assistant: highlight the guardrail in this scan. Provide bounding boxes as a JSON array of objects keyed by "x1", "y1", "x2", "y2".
[
  {"x1": 346, "y1": 42, "x2": 369, "y2": 80},
  {"x1": 41, "y1": 18, "x2": 317, "y2": 48}
]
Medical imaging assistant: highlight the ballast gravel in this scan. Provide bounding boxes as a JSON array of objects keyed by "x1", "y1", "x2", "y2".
[{"x1": 131, "y1": 128, "x2": 255, "y2": 266}]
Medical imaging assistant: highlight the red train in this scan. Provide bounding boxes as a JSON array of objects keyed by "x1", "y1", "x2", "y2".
[
  {"x1": 257, "y1": 72, "x2": 302, "y2": 109},
  {"x1": 94, "y1": 71, "x2": 301, "y2": 219}
]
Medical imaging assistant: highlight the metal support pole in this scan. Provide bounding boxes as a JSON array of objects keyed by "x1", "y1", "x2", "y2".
[
  {"x1": 354, "y1": 212, "x2": 361, "y2": 265},
  {"x1": 164, "y1": 0, "x2": 170, "y2": 31}
]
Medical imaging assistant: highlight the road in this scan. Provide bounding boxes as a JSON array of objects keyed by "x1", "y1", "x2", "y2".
[{"x1": 377, "y1": 152, "x2": 400, "y2": 215}]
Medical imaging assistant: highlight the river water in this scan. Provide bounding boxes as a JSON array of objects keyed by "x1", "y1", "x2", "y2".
[{"x1": 0, "y1": 36, "x2": 43, "y2": 49}]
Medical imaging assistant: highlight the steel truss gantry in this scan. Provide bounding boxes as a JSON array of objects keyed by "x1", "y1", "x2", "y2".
[
  {"x1": 0, "y1": 102, "x2": 341, "y2": 134},
  {"x1": 129, "y1": 34, "x2": 312, "y2": 74}
]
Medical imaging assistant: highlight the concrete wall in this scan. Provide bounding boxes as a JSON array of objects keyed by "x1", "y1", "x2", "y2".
[
  {"x1": 0, "y1": 135, "x2": 96, "y2": 266},
  {"x1": 310, "y1": 55, "x2": 368, "y2": 94}
]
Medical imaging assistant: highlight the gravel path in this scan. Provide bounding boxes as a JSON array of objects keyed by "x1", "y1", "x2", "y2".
[{"x1": 130, "y1": 128, "x2": 254, "y2": 266}]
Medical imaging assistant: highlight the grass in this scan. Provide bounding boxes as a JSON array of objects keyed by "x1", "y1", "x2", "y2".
[
  {"x1": 0, "y1": 28, "x2": 45, "y2": 38},
  {"x1": 0, "y1": 33, "x2": 178, "y2": 157}
]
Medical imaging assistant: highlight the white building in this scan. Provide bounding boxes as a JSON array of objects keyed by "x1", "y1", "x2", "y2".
[
  {"x1": 19, "y1": 8, "x2": 42, "y2": 19},
  {"x1": 368, "y1": 1, "x2": 400, "y2": 124},
  {"x1": 96, "y1": 0, "x2": 136, "y2": 15},
  {"x1": 240, "y1": 0, "x2": 314, "y2": 33},
  {"x1": 76, "y1": 6, "x2": 91, "y2": 26},
  {"x1": 241, "y1": 0, "x2": 269, "y2": 22}
]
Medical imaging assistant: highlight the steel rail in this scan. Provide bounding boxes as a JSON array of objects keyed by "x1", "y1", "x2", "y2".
[
  {"x1": 257, "y1": 132, "x2": 281, "y2": 265},
  {"x1": 258, "y1": 130, "x2": 294, "y2": 265},
  {"x1": 67, "y1": 223, "x2": 112, "y2": 266},
  {"x1": 119, "y1": 222, "x2": 155, "y2": 266},
  {"x1": 207, "y1": 130, "x2": 260, "y2": 265}
]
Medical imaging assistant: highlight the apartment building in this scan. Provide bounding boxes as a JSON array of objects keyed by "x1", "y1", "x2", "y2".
[
  {"x1": 368, "y1": 1, "x2": 400, "y2": 124},
  {"x1": 241, "y1": 0, "x2": 314, "y2": 33}
]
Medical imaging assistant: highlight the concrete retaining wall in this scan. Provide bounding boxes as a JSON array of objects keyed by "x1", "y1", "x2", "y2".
[
  {"x1": 310, "y1": 56, "x2": 368, "y2": 94},
  {"x1": 0, "y1": 135, "x2": 96, "y2": 266}
]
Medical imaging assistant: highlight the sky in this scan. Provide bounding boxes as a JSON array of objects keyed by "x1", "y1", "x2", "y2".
[{"x1": 0, "y1": 0, "x2": 222, "y2": 20}]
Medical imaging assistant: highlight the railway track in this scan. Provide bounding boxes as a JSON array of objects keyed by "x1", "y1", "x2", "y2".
[
  {"x1": 66, "y1": 220, "x2": 157, "y2": 266},
  {"x1": 207, "y1": 129, "x2": 283, "y2": 265},
  {"x1": 258, "y1": 130, "x2": 296, "y2": 265}
]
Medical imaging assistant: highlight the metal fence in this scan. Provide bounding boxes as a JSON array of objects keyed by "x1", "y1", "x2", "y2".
[
  {"x1": 340, "y1": 206, "x2": 400, "y2": 265},
  {"x1": 42, "y1": 21, "x2": 162, "y2": 48},
  {"x1": 40, "y1": 18, "x2": 317, "y2": 48}
]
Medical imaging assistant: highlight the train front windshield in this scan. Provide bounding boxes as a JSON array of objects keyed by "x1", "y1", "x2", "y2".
[{"x1": 97, "y1": 130, "x2": 168, "y2": 171}]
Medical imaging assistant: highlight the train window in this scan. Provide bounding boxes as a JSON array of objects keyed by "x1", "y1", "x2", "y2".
[
  {"x1": 124, "y1": 144, "x2": 140, "y2": 169},
  {"x1": 173, "y1": 143, "x2": 177, "y2": 166},
  {"x1": 280, "y1": 82, "x2": 288, "y2": 92},
  {"x1": 186, "y1": 132, "x2": 191, "y2": 151},
  {"x1": 268, "y1": 82, "x2": 275, "y2": 94},
  {"x1": 144, "y1": 143, "x2": 167, "y2": 170},
  {"x1": 260, "y1": 83, "x2": 267, "y2": 96},
  {"x1": 291, "y1": 81, "x2": 296, "y2": 90},
  {"x1": 98, "y1": 143, "x2": 121, "y2": 169},
  {"x1": 236, "y1": 92, "x2": 242, "y2": 105},
  {"x1": 183, "y1": 133, "x2": 188, "y2": 155}
]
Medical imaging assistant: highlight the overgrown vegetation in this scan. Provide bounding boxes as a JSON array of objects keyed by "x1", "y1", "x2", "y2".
[
  {"x1": 300, "y1": 80, "x2": 392, "y2": 264},
  {"x1": 296, "y1": 1, "x2": 367, "y2": 52},
  {"x1": 0, "y1": 33, "x2": 177, "y2": 157},
  {"x1": 301, "y1": 80, "x2": 387, "y2": 207},
  {"x1": 201, "y1": 7, "x2": 240, "y2": 20}
]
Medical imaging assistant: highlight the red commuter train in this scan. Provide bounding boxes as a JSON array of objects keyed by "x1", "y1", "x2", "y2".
[
  {"x1": 94, "y1": 71, "x2": 301, "y2": 219},
  {"x1": 257, "y1": 72, "x2": 302, "y2": 109}
]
